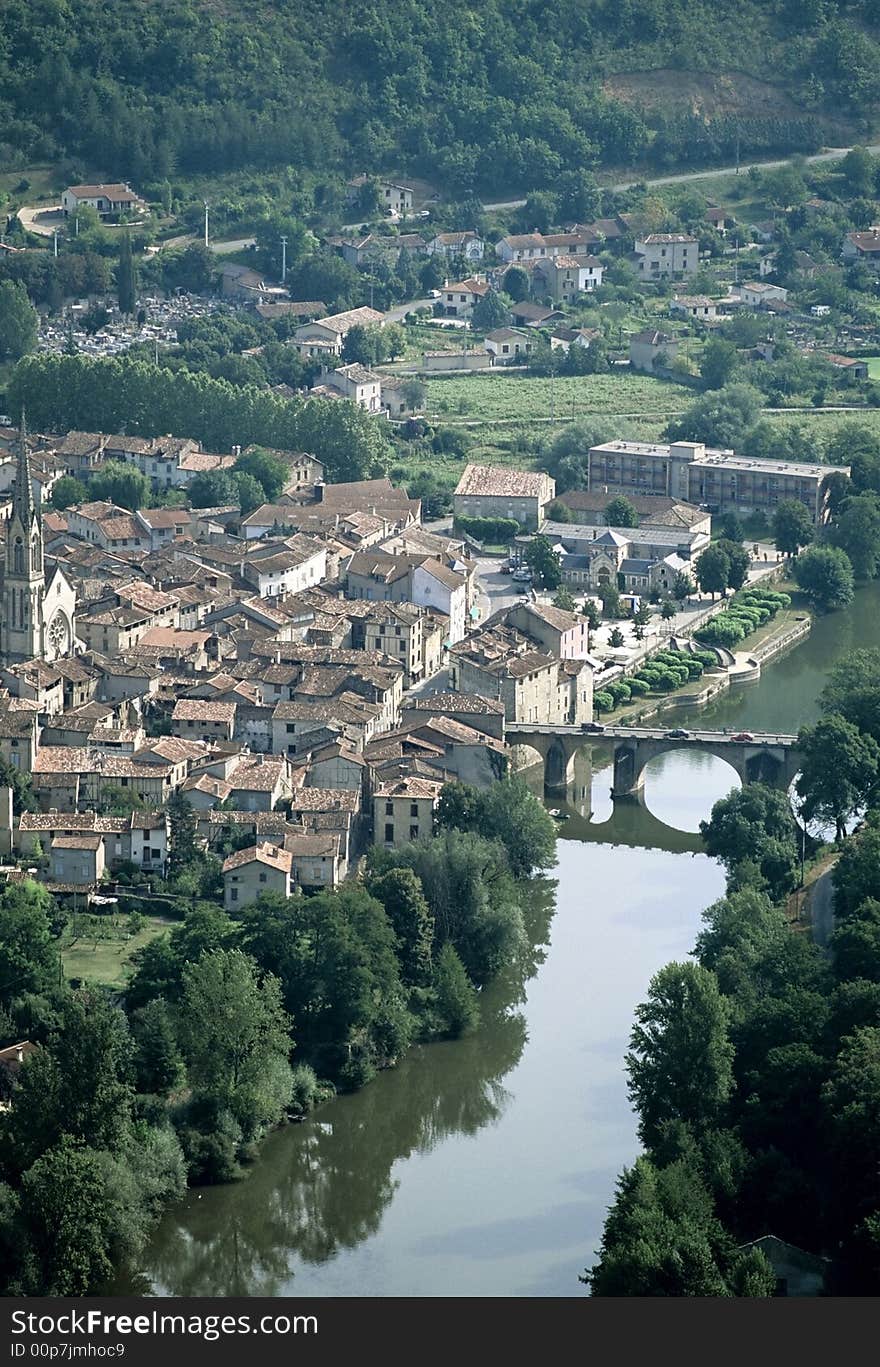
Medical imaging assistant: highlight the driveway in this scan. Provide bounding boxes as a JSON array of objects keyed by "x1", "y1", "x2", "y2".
[
  {"x1": 18, "y1": 204, "x2": 63, "y2": 237},
  {"x1": 385, "y1": 296, "x2": 433, "y2": 323}
]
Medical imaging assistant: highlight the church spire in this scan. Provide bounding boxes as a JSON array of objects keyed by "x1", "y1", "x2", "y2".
[{"x1": 14, "y1": 410, "x2": 35, "y2": 528}]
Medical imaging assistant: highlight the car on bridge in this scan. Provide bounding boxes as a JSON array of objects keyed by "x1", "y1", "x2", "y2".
[
  {"x1": 731, "y1": 731, "x2": 755, "y2": 741},
  {"x1": 581, "y1": 721, "x2": 605, "y2": 733},
  {"x1": 664, "y1": 728, "x2": 690, "y2": 739}
]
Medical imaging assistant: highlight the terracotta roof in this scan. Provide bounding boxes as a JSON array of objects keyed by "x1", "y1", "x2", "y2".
[
  {"x1": 222, "y1": 841, "x2": 292, "y2": 874},
  {"x1": 454, "y1": 463, "x2": 551, "y2": 499},
  {"x1": 173, "y1": 699, "x2": 236, "y2": 723},
  {"x1": 373, "y1": 776, "x2": 444, "y2": 799}
]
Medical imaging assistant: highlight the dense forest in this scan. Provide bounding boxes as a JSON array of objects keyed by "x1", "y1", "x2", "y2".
[{"x1": 2, "y1": 2, "x2": 880, "y2": 196}]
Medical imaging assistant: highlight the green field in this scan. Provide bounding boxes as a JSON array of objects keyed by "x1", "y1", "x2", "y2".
[
  {"x1": 865, "y1": 356, "x2": 880, "y2": 380},
  {"x1": 60, "y1": 912, "x2": 175, "y2": 989},
  {"x1": 425, "y1": 371, "x2": 696, "y2": 424}
]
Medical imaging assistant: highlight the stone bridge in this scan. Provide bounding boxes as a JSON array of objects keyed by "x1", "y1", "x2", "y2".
[{"x1": 506, "y1": 723, "x2": 801, "y2": 795}]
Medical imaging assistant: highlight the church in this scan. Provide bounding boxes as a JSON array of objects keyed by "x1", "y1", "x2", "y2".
[{"x1": 0, "y1": 418, "x2": 77, "y2": 665}]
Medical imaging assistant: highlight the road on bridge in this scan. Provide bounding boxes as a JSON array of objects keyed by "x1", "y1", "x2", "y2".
[{"x1": 506, "y1": 724, "x2": 798, "y2": 744}]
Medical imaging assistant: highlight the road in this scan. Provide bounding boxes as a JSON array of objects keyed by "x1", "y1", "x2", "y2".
[
  {"x1": 481, "y1": 142, "x2": 880, "y2": 211},
  {"x1": 384, "y1": 296, "x2": 433, "y2": 323},
  {"x1": 506, "y1": 722, "x2": 798, "y2": 743}
]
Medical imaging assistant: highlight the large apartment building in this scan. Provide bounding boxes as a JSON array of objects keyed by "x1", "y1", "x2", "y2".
[{"x1": 586, "y1": 441, "x2": 849, "y2": 523}]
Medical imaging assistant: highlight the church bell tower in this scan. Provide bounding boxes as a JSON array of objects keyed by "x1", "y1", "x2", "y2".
[{"x1": 1, "y1": 414, "x2": 46, "y2": 663}]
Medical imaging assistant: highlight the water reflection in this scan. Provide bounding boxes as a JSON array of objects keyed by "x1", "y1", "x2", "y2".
[{"x1": 126, "y1": 883, "x2": 555, "y2": 1296}]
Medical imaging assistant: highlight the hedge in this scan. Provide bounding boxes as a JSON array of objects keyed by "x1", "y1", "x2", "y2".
[{"x1": 453, "y1": 514, "x2": 520, "y2": 543}]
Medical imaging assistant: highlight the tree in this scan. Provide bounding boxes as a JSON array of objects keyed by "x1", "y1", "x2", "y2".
[
  {"x1": 232, "y1": 470, "x2": 265, "y2": 515},
  {"x1": 524, "y1": 535, "x2": 562, "y2": 589},
  {"x1": 167, "y1": 790, "x2": 200, "y2": 873},
  {"x1": 834, "y1": 819, "x2": 880, "y2": 918},
  {"x1": 827, "y1": 424, "x2": 880, "y2": 496},
  {"x1": 666, "y1": 384, "x2": 762, "y2": 449},
  {"x1": 831, "y1": 493, "x2": 880, "y2": 579},
  {"x1": 366, "y1": 868, "x2": 434, "y2": 986},
  {"x1": 0, "y1": 881, "x2": 61, "y2": 1011},
  {"x1": 502, "y1": 266, "x2": 530, "y2": 302},
  {"x1": 19, "y1": 1139, "x2": 116, "y2": 1295},
  {"x1": 0, "y1": 280, "x2": 37, "y2": 362},
  {"x1": 130, "y1": 998, "x2": 184, "y2": 1095},
  {"x1": 796, "y1": 717, "x2": 880, "y2": 841},
  {"x1": 553, "y1": 586, "x2": 576, "y2": 611},
  {"x1": 715, "y1": 538, "x2": 750, "y2": 592},
  {"x1": 626, "y1": 963, "x2": 734, "y2": 1150},
  {"x1": 672, "y1": 570, "x2": 694, "y2": 603},
  {"x1": 584, "y1": 1155, "x2": 774, "y2": 1297},
  {"x1": 661, "y1": 599, "x2": 676, "y2": 620},
  {"x1": 700, "y1": 338, "x2": 739, "y2": 391},
  {"x1": 116, "y1": 230, "x2": 136, "y2": 316},
  {"x1": 7, "y1": 990, "x2": 134, "y2": 1175},
  {"x1": 821, "y1": 648, "x2": 880, "y2": 744},
  {"x1": 234, "y1": 446, "x2": 287, "y2": 501},
  {"x1": 717, "y1": 511, "x2": 744, "y2": 543},
  {"x1": 177, "y1": 949, "x2": 292, "y2": 1134},
  {"x1": 605, "y1": 496, "x2": 639, "y2": 528},
  {"x1": 188, "y1": 469, "x2": 237, "y2": 508},
  {"x1": 89, "y1": 461, "x2": 150, "y2": 512},
  {"x1": 583, "y1": 599, "x2": 601, "y2": 632},
  {"x1": 600, "y1": 581, "x2": 622, "y2": 619},
  {"x1": 695, "y1": 544, "x2": 730, "y2": 599},
  {"x1": 50, "y1": 475, "x2": 86, "y2": 510},
  {"x1": 471, "y1": 288, "x2": 510, "y2": 331},
  {"x1": 773, "y1": 500, "x2": 814, "y2": 556},
  {"x1": 793, "y1": 544, "x2": 854, "y2": 612},
  {"x1": 609, "y1": 626, "x2": 626, "y2": 648},
  {"x1": 830, "y1": 900, "x2": 880, "y2": 983},
  {"x1": 699, "y1": 784, "x2": 800, "y2": 899},
  {"x1": 432, "y1": 943, "x2": 479, "y2": 1038}
]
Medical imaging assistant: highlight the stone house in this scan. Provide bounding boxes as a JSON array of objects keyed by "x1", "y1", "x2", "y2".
[
  {"x1": 484, "y1": 328, "x2": 531, "y2": 365},
  {"x1": 373, "y1": 776, "x2": 443, "y2": 848},
  {"x1": 628, "y1": 329, "x2": 679, "y2": 373},
  {"x1": 223, "y1": 841, "x2": 293, "y2": 911},
  {"x1": 453, "y1": 464, "x2": 555, "y2": 531},
  {"x1": 634, "y1": 233, "x2": 697, "y2": 279},
  {"x1": 533, "y1": 255, "x2": 603, "y2": 301}
]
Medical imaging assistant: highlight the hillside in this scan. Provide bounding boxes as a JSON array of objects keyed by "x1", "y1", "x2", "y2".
[{"x1": 1, "y1": 1, "x2": 880, "y2": 196}]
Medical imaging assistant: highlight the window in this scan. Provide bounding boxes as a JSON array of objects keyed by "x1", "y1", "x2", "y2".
[
  {"x1": 409, "y1": 825, "x2": 419, "y2": 840},
  {"x1": 384, "y1": 822, "x2": 394, "y2": 843},
  {"x1": 230, "y1": 887, "x2": 238, "y2": 902},
  {"x1": 410, "y1": 802, "x2": 419, "y2": 817},
  {"x1": 286, "y1": 723, "x2": 295, "y2": 734},
  {"x1": 385, "y1": 801, "x2": 394, "y2": 815}
]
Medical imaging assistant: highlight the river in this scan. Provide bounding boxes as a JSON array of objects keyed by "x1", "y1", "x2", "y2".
[{"x1": 129, "y1": 583, "x2": 880, "y2": 1298}]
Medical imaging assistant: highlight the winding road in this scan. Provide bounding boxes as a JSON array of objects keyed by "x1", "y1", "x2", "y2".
[{"x1": 482, "y1": 143, "x2": 880, "y2": 211}]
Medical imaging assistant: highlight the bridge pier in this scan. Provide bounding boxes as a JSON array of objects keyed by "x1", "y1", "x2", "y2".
[
  {"x1": 545, "y1": 738, "x2": 576, "y2": 791},
  {"x1": 612, "y1": 744, "x2": 644, "y2": 799}
]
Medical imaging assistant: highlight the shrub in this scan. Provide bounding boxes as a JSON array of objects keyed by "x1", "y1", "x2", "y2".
[
  {"x1": 628, "y1": 677, "x2": 650, "y2": 695},
  {"x1": 593, "y1": 690, "x2": 615, "y2": 712},
  {"x1": 453, "y1": 515, "x2": 520, "y2": 543}
]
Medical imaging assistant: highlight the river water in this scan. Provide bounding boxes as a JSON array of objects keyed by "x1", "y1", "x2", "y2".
[{"x1": 130, "y1": 584, "x2": 880, "y2": 1297}]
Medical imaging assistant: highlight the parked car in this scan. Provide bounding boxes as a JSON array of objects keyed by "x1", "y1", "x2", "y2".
[
  {"x1": 731, "y1": 731, "x2": 755, "y2": 741},
  {"x1": 499, "y1": 560, "x2": 513, "y2": 574},
  {"x1": 512, "y1": 568, "x2": 532, "y2": 582},
  {"x1": 665, "y1": 728, "x2": 690, "y2": 739},
  {"x1": 582, "y1": 721, "x2": 606, "y2": 733}
]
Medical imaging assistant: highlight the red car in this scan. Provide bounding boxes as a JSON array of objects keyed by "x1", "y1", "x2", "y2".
[{"x1": 731, "y1": 731, "x2": 755, "y2": 741}]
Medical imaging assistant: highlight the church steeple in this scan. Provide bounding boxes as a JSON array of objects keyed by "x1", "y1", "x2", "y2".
[
  {"x1": 14, "y1": 410, "x2": 36, "y2": 530},
  {"x1": 0, "y1": 408, "x2": 49, "y2": 664}
]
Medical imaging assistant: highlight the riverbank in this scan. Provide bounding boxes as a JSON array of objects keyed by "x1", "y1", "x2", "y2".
[{"x1": 599, "y1": 594, "x2": 811, "y2": 727}]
